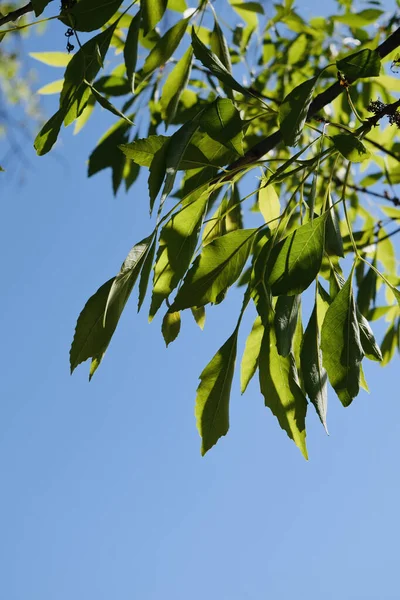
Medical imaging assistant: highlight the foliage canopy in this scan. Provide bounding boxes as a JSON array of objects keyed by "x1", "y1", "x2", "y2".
[{"x1": 1, "y1": 0, "x2": 400, "y2": 457}]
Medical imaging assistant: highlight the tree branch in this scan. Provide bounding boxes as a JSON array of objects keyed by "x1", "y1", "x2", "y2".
[
  {"x1": 0, "y1": 2, "x2": 33, "y2": 26},
  {"x1": 228, "y1": 25, "x2": 400, "y2": 172}
]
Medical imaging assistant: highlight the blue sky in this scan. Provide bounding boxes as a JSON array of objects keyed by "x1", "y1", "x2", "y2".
[{"x1": 1, "y1": 1, "x2": 400, "y2": 599}]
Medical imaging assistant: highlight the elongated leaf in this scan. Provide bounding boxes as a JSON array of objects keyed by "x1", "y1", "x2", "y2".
[
  {"x1": 336, "y1": 48, "x2": 381, "y2": 80},
  {"x1": 200, "y1": 98, "x2": 244, "y2": 156},
  {"x1": 279, "y1": 76, "x2": 317, "y2": 146},
  {"x1": 29, "y1": 51, "x2": 71, "y2": 67},
  {"x1": 259, "y1": 320, "x2": 308, "y2": 458},
  {"x1": 162, "y1": 311, "x2": 181, "y2": 346},
  {"x1": 258, "y1": 183, "x2": 280, "y2": 227},
  {"x1": 325, "y1": 193, "x2": 344, "y2": 257},
  {"x1": 60, "y1": 0, "x2": 123, "y2": 32},
  {"x1": 191, "y1": 28, "x2": 251, "y2": 97},
  {"x1": 301, "y1": 305, "x2": 328, "y2": 432},
  {"x1": 321, "y1": 270, "x2": 364, "y2": 406},
  {"x1": 195, "y1": 330, "x2": 238, "y2": 455},
  {"x1": 87, "y1": 82, "x2": 134, "y2": 124},
  {"x1": 150, "y1": 194, "x2": 209, "y2": 319},
  {"x1": 332, "y1": 134, "x2": 370, "y2": 162},
  {"x1": 267, "y1": 212, "x2": 328, "y2": 295},
  {"x1": 138, "y1": 238, "x2": 156, "y2": 312},
  {"x1": 37, "y1": 79, "x2": 64, "y2": 95},
  {"x1": 104, "y1": 236, "x2": 153, "y2": 326},
  {"x1": 274, "y1": 295, "x2": 300, "y2": 357},
  {"x1": 161, "y1": 47, "x2": 193, "y2": 126},
  {"x1": 124, "y1": 9, "x2": 141, "y2": 93},
  {"x1": 143, "y1": 18, "x2": 190, "y2": 76},
  {"x1": 240, "y1": 316, "x2": 264, "y2": 393},
  {"x1": 34, "y1": 106, "x2": 68, "y2": 156},
  {"x1": 142, "y1": 0, "x2": 167, "y2": 35},
  {"x1": 171, "y1": 228, "x2": 257, "y2": 310},
  {"x1": 381, "y1": 324, "x2": 397, "y2": 366},
  {"x1": 358, "y1": 311, "x2": 383, "y2": 362}
]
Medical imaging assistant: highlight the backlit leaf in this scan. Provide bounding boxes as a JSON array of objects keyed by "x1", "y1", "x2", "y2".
[
  {"x1": 200, "y1": 97, "x2": 244, "y2": 156},
  {"x1": 162, "y1": 311, "x2": 181, "y2": 346},
  {"x1": 336, "y1": 48, "x2": 381, "y2": 80},
  {"x1": 124, "y1": 9, "x2": 141, "y2": 93},
  {"x1": 274, "y1": 295, "x2": 300, "y2": 357},
  {"x1": 279, "y1": 76, "x2": 317, "y2": 146},
  {"x1": 240, "y1": 316, "x2": 264, "y2": 393},
  {"x1": 142, "y1": 0, "x2": 168, "y2": 35},
  {"x1": 332, "y1": 134, "x2": 370, "y2": 162}
]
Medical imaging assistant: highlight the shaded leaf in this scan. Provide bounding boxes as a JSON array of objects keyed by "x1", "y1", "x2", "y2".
[
  {"x1": 267, "y1": 212, "x2": 328, "y2": 295},
  {"x1": 336, "y1": 48, "x2": 381, "y2": 80},
  {"x1": 325, "y1": 193, "x2": 344, "y2": 257},
  {"x1": 274, "y1": 294, "x2": 300, "y2": 357},
  {"x1": 200, "y1": 98, "x2": 244, "y2": 156},
  {"x1": 124, "y1": 9, "x2": 141, "y2": 93},
  {"x1": 31, "y1": 0, "x2": 52, "y2": 16},
  {"x1": 279, "y1": 77, "x2": 317, "y2": 146},
  {"x1": 162, "y1": 311, "x2": 181, "y2": 346},
  {"x1": 240, "y1": 315, "x2": 264, "y2": 393},
  {"x1": 195, "y1": 330, "x2": 238, "y2": 455},
  {"x1": 60, "y1": 0, "x2": 123, "y2": 32},
  {"x1": 321, "y1": 270, "x2": 364, "y2": 406},
  {"x1": 143, "y1": 18, "x2": 190, "y2": 76},
  {"x1": 161, "y1": 47, "x2": 193, "y2": 126},
  {"x1": 171, "y1": 228, "x2": 257, "y2": 310},
  {"x1": 332, "y1": 134, "x2": 370, "y2": 162}
]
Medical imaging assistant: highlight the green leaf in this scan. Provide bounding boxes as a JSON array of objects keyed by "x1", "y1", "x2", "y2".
[
  {"x1": 120, "y1": 135, "x2": 169, "y2": 166},
  {"x1": 87, "y1": 82, "x2": 134, "y2": 124},
  {"x1": 334, "y1": 9, "x2": 383, "y2": 28},
  {"x1": 148, "y1": 142, "x2": 170, "y2": 211},
  {"x1": 358, "y1": 311, "x2": 383, "y2": 362},
  {"x1": 31, "y1": 0, "x2": 52, "y2": 16},
  {"x1": 104, "y1": 236, "x2": 153, "y2": 328},
  {"x1": 60, "y1": 22, "x2": 118, "y2": 127},
  {"x1": 258, "y1": 183, "x2": 280, "y2": 227},
  {"x1": 325, "y1": 193, "x2": 344, "y2": 257},
  {"x1": 274, "y1": 295, "x2": 300, "y2": 357},
  {"x1": 171, "y1": 228, "x2": 257, "y2": 310},
  {"x1": 142, "y1": 0, "x2": 167, "y2": 35},
  {"x1": 357, "y1": 264, "x2": 377, "y2": 316},
  {"x1": 381, "y1": 324, "x2": 397, "y2": 366},
  {"x1": 336, "y1": 48, "x2": 381, "y2": 80},
  {"x1": 88, "y1": 119, "x2": 132, "y2": 195},
  {"x1": 60, "y1": 0, "x2": 123, "y2": 32},
  {"x1": 195, "y1": 329, "x2": 238, "y2": 455},
  {"x1": 191, "y1": 306, "x2": 206, "y2": 329},
  {"x1": 191, "y1": 28, "x2": 251, "y2": 97},
  {"x1": 143, "y1": 18, "x2": 190, "y2": 76},
  {"x1": 332, "y1": 134, "x2": 370, "y2": 162},
  {"x1": 321, "y1": 269, "x2": 364, "y2": 406},
  {"x1": 29, "y1": 51, "x2": 71, "y2": 66},
  {"x1": 34, "y1": 107, "x2": 67, "y2": 156},
  {"x1": 267, "y1": 212, "x2": 328, "y2": 295},
  {"x1": 124, "y1": 9, "x2": 141, "y2": 93},
  {"x1": 149, "y1": 194, "x2": 209, "y2": 319},
  {"x1": 138, "y1": 238, "x2": 156, "y2": 312},
  {"x1": 200, "y1": 97, "x2": 244, "y2": 156},
  {"x1": 279, "y1": 76, "x2": 317, "y2": 146},
  {"x1": 37, "y1": 79, "x2": 64, "y2": 95},
  {"x1": 161, "y1": 47, "x2": 193, "y2": 126},
  {"x1": 162, "y1": 311, "x2": 181, "y2": 346},
  {"x1": 259, "y1": 319, "x2": 308, "y2": 458},
  {"x1": 301, "y1": 302, "x2": 328, "y2": 432},
  {"x1": 240, "y1": 316, "x2": 264, "y2": 393}
]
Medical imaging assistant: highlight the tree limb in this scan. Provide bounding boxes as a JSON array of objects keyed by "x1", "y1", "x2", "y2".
[
  {"x1": 228, "y1": 25, "x2": 400, "y2": 172},
  {"x1": 0, "y1": 2, "x2": 33, "y2": 26}
]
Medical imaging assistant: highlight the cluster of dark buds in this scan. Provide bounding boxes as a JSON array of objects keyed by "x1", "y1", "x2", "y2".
[
  {"x1": 65, "y1": 28, "x2": 74, "y2": 53},
  {"x1": 367, "y1": 99, "x2": 400, "y2": 128},
  {"x1": 60, "y1": 0, "x2": 77, "y2": 10}
]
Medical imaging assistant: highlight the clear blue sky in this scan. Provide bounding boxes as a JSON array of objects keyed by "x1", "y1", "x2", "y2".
[{"x1": 1, "y1": 1, "x2": 400, "y2": 599}]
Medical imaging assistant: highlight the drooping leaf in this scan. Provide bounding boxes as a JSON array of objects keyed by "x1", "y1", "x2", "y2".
[
  {"x1": 138, "y1": 238, "x2": 156, "y2": 312},
  {"x1": 274, "y1": 295, "x2": 300, "y2": 357},
  {"x1": 171, "y1": 228, "x2": 257, "y2": 310},
  {"x1": 191, "y1": 28, "x2": 251, "y2": 97},
  {"x1": 87, "y1": 82, "x2": 134, "y2": 124},
  {"x1": 191, "y1": 306, "x2": 206, "y2": 329},
  {"x1": 240, "y1": 316, "x2": 264, "y2": 393},
  {"x1": 60, "y1": 0, "x2": 123, "y2": 32},
  {"x1": 124, "y1": 9, "x2": 141, "y2": 93},
  {"x1": 142, "y1": 0, "x2": 168, "y2": 35},
  {"x1": 321, "y1": 269, "x2": 364, "y2": 406},
  {"x1": 143, "y1": 18, "x2": 190, "y2": 76},
  {"x1": 279, "y1": 76, "x2": 317, "y2": 146},
  {"x1": 150, "y1": 194, "x2": 209, "y2": 319},
  {"x1": 259, "y1": 318, "x2": 308, "y2": 458},
  {"x1": 325, "y1": 193, "x2": 344, "y2": 257},
  {"x1": 332, "y1": 134, "x2": 370, "y2": 162},
  {"x1": 210, "y1": 18, "x2": 234, "y2": 99},
  {"x1": 200, "y1": 98, "x2": 244, "y2": 156},
  {"x1": 336, "y1": 48, "x2": 381, "y2": 80},
  {"x1": 380, "y1": 324, "x2": 397, "y2": 366},
  {"x1": 195, "y1": 329, "x2": 238, "y2": 455},
  {"x1": 34, "y1": 106, "x2": 68, "y2": 156},
  {"x1": 258, "y1": 183, "x2": 281, "y2": 228},
  {"x1": 162, "y1": 311, "x2": 181, "y2": 346},
  {"x1": 161, "y1": 47, "x2": 193, "y2": 126},
  {"x1": 267, "y1": 212, "x2": 328, "y2": 295},
  {"x1": 301, "y1": 303, "x2": 328, "y2": 432}
]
